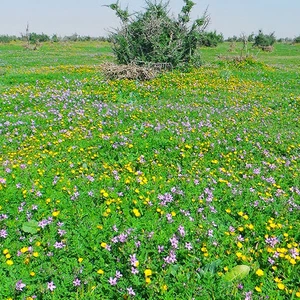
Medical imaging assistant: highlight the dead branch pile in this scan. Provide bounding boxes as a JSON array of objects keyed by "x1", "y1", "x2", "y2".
[{"x1": 100, "y1": 62, "x2": 160, "y2": 81}]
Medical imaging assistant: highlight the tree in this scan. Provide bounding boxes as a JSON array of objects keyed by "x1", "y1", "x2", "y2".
[
  {"x1": 253, "y1": 30, "x2": 276, "y2": 48},
  {"x1": 107, "y1": 0, "x2": 209, "y2": 68}
]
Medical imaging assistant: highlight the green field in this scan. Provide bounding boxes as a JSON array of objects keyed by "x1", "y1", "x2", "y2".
[{"x1": 0, "y1": 41, "x2": 299, "y2": 299}]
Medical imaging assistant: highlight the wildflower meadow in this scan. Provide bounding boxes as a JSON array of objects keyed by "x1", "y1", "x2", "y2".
[{"x1": 0, "y1": 41, "x2": 299, "y2": 299}]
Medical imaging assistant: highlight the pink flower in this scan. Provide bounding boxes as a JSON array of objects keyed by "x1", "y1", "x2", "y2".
[{"x1": 47, "y1": 281, "x2": 56, "y2": 291}]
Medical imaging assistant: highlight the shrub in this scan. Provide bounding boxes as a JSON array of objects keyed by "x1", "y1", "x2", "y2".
[
  {"x1": 253, "y1": 30, "x2": 276, "y2": 48},
  {"x1": 107, "y1": 0, "x2": 209, "y2": 68},
  {"x1": 0, "y1": 35, "x2": 18, "y2": 43},
  {"x1": 293, "y1": 35, "x2": 300, "y2": 43},
  {"x1": 29, "y1": 32, "x2": 50, "y2": 43},
  {"x1": 198, "y1": 31, "x2": 224, "y2": 47}
]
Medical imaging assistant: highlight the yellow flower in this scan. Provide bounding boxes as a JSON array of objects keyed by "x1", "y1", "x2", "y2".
[
  {"x1": 256, "y1": 269, "x2": 264, "y2": 276},
  {"x1": 255, "y1": 286, "x2": 262, "y2": 292},
  {"x1": 133, "y1": 208, "x2": 141, "y2": 217},
  {"x1": 6, "y1": 259, "x2": 13, "y2": 265},
  {"x1": 145, "y1": 277, "x2": 151, "y2": 284},
  {"x1": 30, "y1": 271, "x2": 35, "y2": 276},
  {"x1": 52, "y1": 210, "x2": 60, "y2": 217},
  {"x1": 237, "y1": 242, "x2": 243, "y2": 248},
  {"x1": 97, "y1": 269, "x2": 104, "y2": 275},
  {"x1": 290, "y1": 258, "x2": 296, "y2": 265},
  {"x1": 100, "y1": 242, "x2": 107, "y2": 248},
  {"x1": 21, "y1": 247, "x2": 28, "y2": 253},
  {"x1": 162, "y1": 284, "x2": 168, "y2": 291},
  {"x1": 296, "y1": 291, "x2": 300, "y2": 298},
  {"x1": 78, "y1": 257, "x2": 83, "y2": 263},
  {"x1": 277, "y1": 283, "x2": 285, "y2": 290},
  {"x1": 144, "y1": 269, "x2": 152, "y2": 277},
  {"x1": 3, "y1": 249, "x2": 9, "y2": 255},
  {"x1": 33, "y1": 252, "x2": 39, "y2": 257}
]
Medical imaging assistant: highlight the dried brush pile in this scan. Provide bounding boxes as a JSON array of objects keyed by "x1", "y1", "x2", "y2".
[{"x1": 100, "y1": 62, "x2": 161, "y2": 81}]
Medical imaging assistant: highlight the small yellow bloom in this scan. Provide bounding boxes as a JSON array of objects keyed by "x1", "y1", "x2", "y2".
[
  {"x1": 255, "y1": 286, "x2": 262, "y2": 292},
  {"x1": 30, "y1": 271, "x2": 36, "y2": 276},
  {"x1": 134, "y1": 261, "x2": 139, "y2": 267},
  {"x1": 33, "y1": 252, "x2": 39, "y2": 257},
  {"x1": 6, "y1": 259, "x2": 13, "y2": 265},
  {"x1": 21, "y1": 247, "x2": 28, "y2": 253},
  {"x1": 132, "y1": 208, "x2": 141, "y2": 217},
  {"x1": 97, "y1": 269, "x2": 104, "y2": 275},
  {"x1": 100, "y1": 242, "x2": 107, "y2": 248},
  {"x1": 3, "y1": 249, "x2": 9, "y2": 255},
  {"x1": 145, "y1": 277, "x2": 151, "y2": 284},
  {"x1": 256, "y1": 269, "x2": 264, "y2": 276},
  {"x1": 52, "y1": 211, "x2": 60, "y2": 217},
  {"x1": 5, "y1": 253, "x2": 11, "y2": 259},
  {"x1": 277, "y1": 283, "x2": 285, "y2": 290},
  {"x1": 296, "y1": 291, "x2": 300, "y2": 298},
  {"x1": 162, "y1": 284, "x2": 168, "y2": 291},
  {"x1": 144, "y1": 269, "x2": 152, "y2": 277},
  {"x1": 290, "y1": 258, "x2": 296, "y2": 265},
  {"x1": 78, "y1": 257, "x2": 83, "y2": 263}
]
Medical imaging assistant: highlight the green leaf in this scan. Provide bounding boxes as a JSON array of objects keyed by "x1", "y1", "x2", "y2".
[
  {"x1": 223, "y1": 265, "x2": 250, "y2": 282},
  {"x1": 22, "y1": 220, "x2": 39, "y2": 234}
]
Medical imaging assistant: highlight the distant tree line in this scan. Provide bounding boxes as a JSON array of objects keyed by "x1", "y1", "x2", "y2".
[
  {"x1": 0, "y1": 33, "x2": 111, "y2": 43},
  {"x1": 0, "y1": 31, "x2": 299, "y2": 45}
]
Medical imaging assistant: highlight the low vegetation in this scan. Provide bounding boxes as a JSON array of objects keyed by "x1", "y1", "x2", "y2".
[{"x1": 0, "y1": 39, "x2": 299, "y2": 299}]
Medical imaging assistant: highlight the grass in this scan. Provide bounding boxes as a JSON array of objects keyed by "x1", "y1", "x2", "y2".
[{"x1": 0, "y1": 40, "x2": 299, "y2": 299}]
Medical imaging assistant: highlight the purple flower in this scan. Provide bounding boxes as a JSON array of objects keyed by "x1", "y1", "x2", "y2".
[
  {"x1": 108, "y1": 277, "x2": 118, "y2": 286},
  {"x1": 47, "y1": 281, "x2": 56, "y2": 291},
  {"x1": 15, "y1": 280, "x2": 26, "y2": 291},
  {"x1": 54, "y1": 241, "x2": 66, "y2": 249},
  {"x1": 115, "y1": 270, "x2": 123, "y2": 279},
  {"x1": 58, "y1": 229, "x2": 66, "y2": 237},
  {"x1": 170, "y1": 235, "x2": 179, "y2": 249},
  {"x1": 244, "y1": 291, "x2": 252, "y2": 300},
  {"x1": 131, "y1": 267, "x2": 139, "y2": 274},
  {"x1": 178, "y1": 225, "x2": 185, "y2": 237},
  {"x1": 158, "y1": 245, "x2": 164, "y2": 253},
  {"x1": 163, "y1": 250, "x2": 177, "y2": 264},
  {"x1": 0, "y1": 229, "x2": 8, "y2": 238},
  {"x1": 127, "y1": 287, "x2": 136, "y2": 296},
  {"x1": 185, "y1": 242, "x2": 193, "y2": 250},
  {"x1": 73, "y1": 278, "x2": 81, "y2": 287}
]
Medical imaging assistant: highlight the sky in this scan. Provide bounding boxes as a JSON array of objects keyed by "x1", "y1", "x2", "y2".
[{"x1": 1, "y1": 0, "x2": 299, "y2": 39}]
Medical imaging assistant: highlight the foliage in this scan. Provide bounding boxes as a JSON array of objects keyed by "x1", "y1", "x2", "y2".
[
  {"x1": 253, "y1": 30, "x2": 276, "y2": 48},
  {"x1": 108, "y1": 0, "x2": 209, "y2": 68},
  {"x1": 0, "y1": 41, "x2": 299, "y2": 299},
  {"x1": 198, "y1": 30, "x2": 224, "y2": 47},
  {"x1": 0, "y1": 35, "x2": 19, "y2": 43},
  {"x1": 29, "y1": 32, "x2": 50, "y2": 43},
  {"x1": 293, "y1": 35, "x2": 300, "y2": 43},
  {"x1": 226, "y1": 34, "x2": 254, "y2": 43}
]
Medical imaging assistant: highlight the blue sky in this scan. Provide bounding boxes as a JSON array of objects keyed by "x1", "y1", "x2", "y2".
[{"x1": 1, "y1": 0, "x2": 299, "y2": 39}]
